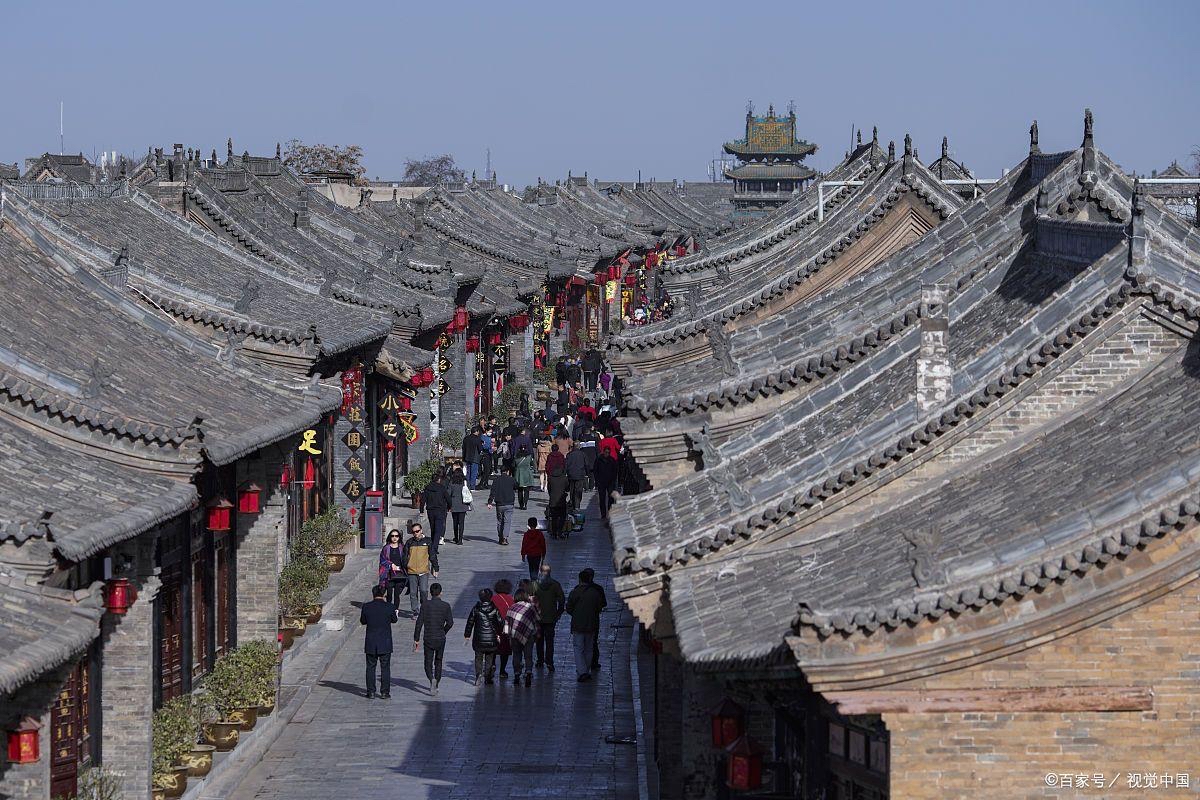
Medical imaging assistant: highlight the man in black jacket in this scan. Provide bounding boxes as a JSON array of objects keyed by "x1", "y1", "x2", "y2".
[
  {"x1": 462, "y1": 427, "x2": 483, "y2": 489},
  {"x1": 487, "y1": 466, "x2": 517, "y2": 544},
  {"x1": 566, "y1": 568, "x2": 607, "y2": 682},
  {"x1": 565, "y1": 444, "x2": 588, "y2": 513},
  {"x1": 360, "y1": 584, "x2": 399, "y2": 698},
  {"x1": 413, "y1": 583, "x2": 453, "y2": 695},
  {"x1": 423, "y1": 469, "x2": 453, "y2": 557},
  {"x1": 464, "y1": 588, "x2": 504, "y2": 685},
  {"x1": 582, "y1": 347, "x2": 604, "y2": 393}
]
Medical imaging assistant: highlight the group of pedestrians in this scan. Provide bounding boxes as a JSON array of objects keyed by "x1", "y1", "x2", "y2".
[{"x1": 359, "y1": 344, "x2": 622, "y2": 697}]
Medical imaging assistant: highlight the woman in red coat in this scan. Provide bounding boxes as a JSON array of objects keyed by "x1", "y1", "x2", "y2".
[{"x1": 520, "y1": 516, "x2": 548, "y2": 580}]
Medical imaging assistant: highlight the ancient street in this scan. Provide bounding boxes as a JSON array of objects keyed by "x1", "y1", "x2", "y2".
[{"x1": 231, "y1": 491, "x2": 638, "y2": 800}]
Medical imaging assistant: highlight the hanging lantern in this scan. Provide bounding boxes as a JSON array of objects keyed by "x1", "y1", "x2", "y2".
[
  {"x1": 384, "y1": 440, "x2": 396, "y2": 452},
  {"x1": 103, "y1": 577, "x2": 138, "y2": 615},
  {"x1": 237, "y1": 481, "x2": 262, "y2": 514},
  {"x1": 725, "y1": 735, "x2": 764, "y2": 792},
  {"x1": 710, "y1": 698, "x2": 745, "y2": 748},
  {"x1": 487, "y1": 331, "x2": 502, "y2": 346},
  {"x1": 509, "y1": 312, "x2": 529, "y2": 331},
  {"x1": 555, "y1": 291, "x2": 567, "y2": 307},
  {"x1": 624, "y1": 274, "x2": 637, "y2": 287},
  {"x1": 398, "y1": 395, "x2": 412, "y2": 412},
  {"x1": 206, "y1": 496, "x2": 233, "y2": 532},
  {"x1": 301, "y1": 458, "x2": 316, "y2": 490},
  {"x1": 465, "y1": 335, "x2": 481, "y2": 353},
  {"x1": 279, "y1": 463, "x2": 292, "y2": 488},
  {"x1": 594, "y1": 271, "x2": 606, "y2": 285},
  {"x1": 454, "y1": 306, "x2": 469, "y2": 332},
  {"x1": 420, "y1": 366, "x2": 435, "y2": 385},
  {"x1": 6, "y1": 719, "x2": 40, "y2": 764},
  {"x1": 607, "y1": 264, "x2": 621, "y2": 282}
]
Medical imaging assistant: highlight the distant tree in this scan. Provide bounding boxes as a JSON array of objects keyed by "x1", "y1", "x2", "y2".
[
  {"x1": 402, "y1": 154, "x2": 461, "y2": 186},
  {"x1": 282, "y1": 140, "x2": 367, "y2": 185}
]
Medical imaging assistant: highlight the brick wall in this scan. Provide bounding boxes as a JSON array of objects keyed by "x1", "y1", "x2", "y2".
[
  {"x1": 653, "y1": 654, "x2": 728, "y2": 799},
  {"x1": 100, "y1": 534, "x2": 159, "y2": 800},
  {"x1": 0, "y1": 666, "x2": 63, "y2": 799},
  {"x1": 235, "y1": 446, "x2": 287, "y2": 645},
  {"x1": 884, "y1": 575, "x2": 1200, "y2": 798}
]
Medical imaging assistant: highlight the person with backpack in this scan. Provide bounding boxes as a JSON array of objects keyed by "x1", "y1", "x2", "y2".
[
  {"x1": 463, "y1": 588, "x2": 504, "y2": 686},
  {"x1": 566, "y1": 568, "x2": 607, "y2": 682},
  {"x1": 448, "y1": 467, "x2": 472, "y2": 545}
]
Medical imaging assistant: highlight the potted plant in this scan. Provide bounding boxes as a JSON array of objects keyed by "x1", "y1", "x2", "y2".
[
  {"x1": 199, "y1": 649, "x2": 260, "y2": 733},
  {"x1": 298, "y1": 509, "x2": 355, "y2": 572},
  {"x1": 279, "y1": 554, "x2": 324, "y2": 633},
  {"x1": 402, "y1": 458, "x2": 438, "y2": 508},
  {"x1": 193, "y1": 683, "x2": 239, "y2": 752},
  {"x1": 238, "y1": 639, "x2": 279, "y2": 716},
  {"x1": 152, "y1": 697, "x2": 196, "y2": 797}
]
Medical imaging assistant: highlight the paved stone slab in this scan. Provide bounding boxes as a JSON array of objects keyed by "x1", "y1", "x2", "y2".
[{"x1": 231, "y1": 490, "x2": 637, "y2": 800}]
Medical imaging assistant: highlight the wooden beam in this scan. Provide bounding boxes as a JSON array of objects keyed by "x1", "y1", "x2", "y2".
[{"x1": 825, "y1": 686, "x2": 1154, "y2": 714}]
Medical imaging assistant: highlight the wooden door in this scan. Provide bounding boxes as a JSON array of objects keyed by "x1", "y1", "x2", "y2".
[
  {"x1": 191, "y1": 543, "x2": 210, "y2": 679},
  {"x1": 159, "y1": 561, "x2": 185, "y2": 702},
  {"x1": 49, "y1": 657, "x2": 91, "y2": 797},
  {"x1": 215, "y1": 531, "x2": 231, "y2": 656}
]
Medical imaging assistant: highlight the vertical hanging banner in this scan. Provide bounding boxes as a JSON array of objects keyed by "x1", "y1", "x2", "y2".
[{"x1": 338, "y1": 364, "x2": 368, "y2": 508}]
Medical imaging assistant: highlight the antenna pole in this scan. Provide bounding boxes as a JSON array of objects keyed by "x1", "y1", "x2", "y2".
[{"x1": 59, "y1": 101, "x2": 64, "y2": 155}]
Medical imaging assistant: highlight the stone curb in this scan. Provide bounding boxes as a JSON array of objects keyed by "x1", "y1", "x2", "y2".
[{"x1": 187, "y1": 553, "x2": 376, "y2": 800}]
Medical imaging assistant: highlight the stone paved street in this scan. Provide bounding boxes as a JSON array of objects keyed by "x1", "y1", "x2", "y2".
[{"x1": 232, "y1": 490, "x2": 637, "y2": 800}]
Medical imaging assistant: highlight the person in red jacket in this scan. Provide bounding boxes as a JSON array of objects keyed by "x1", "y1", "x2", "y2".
[
  {"x1": 520, "y1": 517, "x2": 548, "y2": 580},
  {"x1": 545, "y1": 441, "x2": 566, "y2": 476}
]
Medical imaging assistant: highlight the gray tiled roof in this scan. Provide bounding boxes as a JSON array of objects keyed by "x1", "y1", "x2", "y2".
[{"x1": 0, "y1": 576, "x2": 104, "y2": 695}]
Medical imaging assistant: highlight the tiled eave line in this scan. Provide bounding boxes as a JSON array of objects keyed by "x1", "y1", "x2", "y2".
[
  {"x1": 0, "y1": 368, "x2": 196, "y2": 447},
  {"x1": 616, "y1": 174, "x2": 957, "y2": 354},
  {"x1": 54, "y1": 481, "x2": 200, "y2": 561},
  {"x1": 422, "y1": 213, "x2": 543, "y2": 269},
  {"x1": 621, "y1": 280, "x2": 1141, "y2": 576},
  {"x1": 136, "y1": 285, "x2": 312, "y2": 346},
  {"x1": 184, "y1": 183, "x2": 283, "y2": 264}
]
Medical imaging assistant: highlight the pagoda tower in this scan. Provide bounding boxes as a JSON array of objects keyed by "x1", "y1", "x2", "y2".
[{"x1": 723, "y1": 103, "x2": 817, "y2": 219}]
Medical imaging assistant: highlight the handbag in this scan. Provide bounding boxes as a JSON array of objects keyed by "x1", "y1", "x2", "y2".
[{"x1": 461, "y1": 484, "x2": 474, "y2": 503}]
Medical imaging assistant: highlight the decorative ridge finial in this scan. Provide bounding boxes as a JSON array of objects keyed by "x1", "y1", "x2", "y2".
[
  {"x1": 871, "y1": 126, "x2": 878, "y2": 147},
  {"x1": 1029, "y1": 120, "x2": 1040, "y2": 154},
  {"x1": 887, "y1": 140, "x2": 896, "y2": 164},
  {"x1": 275, "y1": 142, "x2": 281, "y2": 159},
  {"x1": 903, "y1": 133, "x2": 913, "y2": 157},
  {"x1": 1082, "y1": 108, "x2": 1094, "y2": 148},
  {"x1": 856, "y1": 129, "x2": 862, "y2": 145},
  {"x1": 227, "y1": 138, "x2": 233, "y2": 159}
]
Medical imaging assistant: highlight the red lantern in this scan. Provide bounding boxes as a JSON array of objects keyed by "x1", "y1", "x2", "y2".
[
  {"x1": 206, "y1": 496, "x2": 233, "y2": 532},
  {"x1": 555, "y1": 291, "x2": 567, "y2": 307},
  {"x1": 487, "y1": 331, "x2": 502, "y2": 346},
  {"x1": 301, "y1": 458, "x2": 316, "y2": 490},
  {"x1": 624, "y1": 274, "x2": 637, "y2": 287},
  {"x1": 725, "y1": 735, "x2": 763, "y2": 792},
  {"x1": 103, "y1": 577, "x2": 138, "y2": 615},
  {"x1": 6, "y1": 719, "x2": 40, "y2": 764},
  {"x1": 420, "y1": 366, "x2": 434, "y2": 385},
  {"x1": 509, "y1": 312, "x2": 529, "y2": 331},
  {"x1": 454, "y1": 306, "x2": 469, "y2": 332},
  {"x1": 237, "y1": 482, "x2": 262, "y2": 514},
  {"x1": 398, "y1": 395, "x2": 412, "y2": 412},
  {"x1": 384, "y1": 440, "x2": 396, "y2": 452},
  {"x1": 607, "y1": 265, "x2": 620, "y2": 282},
  {"x1": 465, "y1": 334, "x2": 481, "y2": 353},
  {"x1": 711, "y1": 698, "x2": 745, "y2": 748},
  {"x1": 594, "y1": 271, "x2": 606, "y2": 285}
]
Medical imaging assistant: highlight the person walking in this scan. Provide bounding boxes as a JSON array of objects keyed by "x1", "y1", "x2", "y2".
[
  {"x1": 520, "y1": 517, "x2": 547, "y2": 579},
  {"x1": 462, "y1": 426, "x2": 483, "y2": 489},
  {"x1": 449, "y1": 467, "x2": 471, "y2": 545},
  {"x1": 464, "y1": 588, "x2": 503, "y2": 686},
  {"x1": 378, "y1": 529, "x2": 407, "y2": 610},
  {"x1": 487, "y1": 466, "x2": 517, "y2": 545},
  {"x1": 492, "y1": 579, "x2": 515, "y2": 679},
  {"x1": 401, "y1": 522, "x2": 437, "y2": 616},
  {"x1": 514, "y1": 448, "x2": 535, "y2": 510},
  {"x1": 423, "y1": 468, "x2": 453, "y2": 554},
  {"x1": 534, "y1": 563, "x2": 565, "y2": 671},
  {"x1": 565, "y1": 443, "x2": 588, "y2": 513},
  {"x1": 479, "y1": 425, "x2": 494, "y2": 489},
  {"x1": 413, "y1": 582, "x2": 453, "y2": 695},
  {"x1": 505, "y1": 589, "x2": 540, "y2": 687},
  {"x1": 566, "y1": 568, "x2": 607, "y2": 682},
  {"x1": 545, "y1": 440, "x2": 566, "y2": 476},
  {"x1": 360, "y1": 584, "x2": 398, "y2": 698},
  {"x1": 583, "y1": 346, "x2": 603, "y2": 394},
  {"x1": 536, "y1": 435, "x2": 552, "y2": 492},
  {"x1": 594, "y1": 448, "x2": 619, "y2": 521},
  {"x1": 580, "y1": 433, "x2": 598, "y2": 491},
  {"x1": 547, "y1": 464, "x2": 570, "y2": 539}
]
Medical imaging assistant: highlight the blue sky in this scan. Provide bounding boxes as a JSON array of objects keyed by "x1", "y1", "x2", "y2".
[{"x1": 2, "y1": 0, "x2": 1196, "y2": 186}]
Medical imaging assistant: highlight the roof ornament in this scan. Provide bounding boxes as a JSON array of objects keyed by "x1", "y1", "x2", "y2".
[
  {"x1": 1130, "y1": 179, "x2": 1148, "y2": 272},
  {"x1": 857, "y1": 129, "x2": 863, "y2": 146},
  {"x1": 903, "y1": 528, "x2": 945, "y2": 589},
  {"x1": 276, "y1": 142, "x2": 282, "y2": 159},
  {"x1": 705, "y1": 322, "x2": 738, "y2": 377},
  {"x1": 227, "y1": 138, "x2": 233, "y2": 159},
  {"x1": 82, "y1": 358, "x2": 113, "y2": 400},
  {"x1": 234, "y1": 278, "x2": 262, "y2": 314},
  {"x1": 707, "y1": 468, "x2": 753, "y2": 510},
  {"x1": 1080, "y1": 108, "x2": 1097, "y2": 181},
  {"x1": 219, "y1": 329, "x2": 241, "y2": 365},
  {"x1": 319, "y1": 263, "x2": 338, "y2": 297},
  {"x1": 887, "y1": 140, "x2": 896, "y2": 165},
  {"x1": 904, "y1": 133, "x2": 913, "y2": 157},
  {"x1": 210, "y1": 148, "x2": 217, "y2": 165},
  {"x1": 1029, "y1": 120, "x2": 1040, "y2": 155},
  {"x1": 941, "y1": 136, "x2": 949, "y2": 160},
  {"x1": 1036, "y1": 183, "x2": 1051, "y2": 215},
  {"x1": 715, "y1": 261, "x2": 730, "y2": 281},
  {"x1": 686, "y1": 422, "x2": 722, "y2": 469}
]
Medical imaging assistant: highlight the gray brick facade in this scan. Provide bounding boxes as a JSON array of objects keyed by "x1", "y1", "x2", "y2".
[{"x1": 235, "y1": 444, "x2": 288, "y2": 645}]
